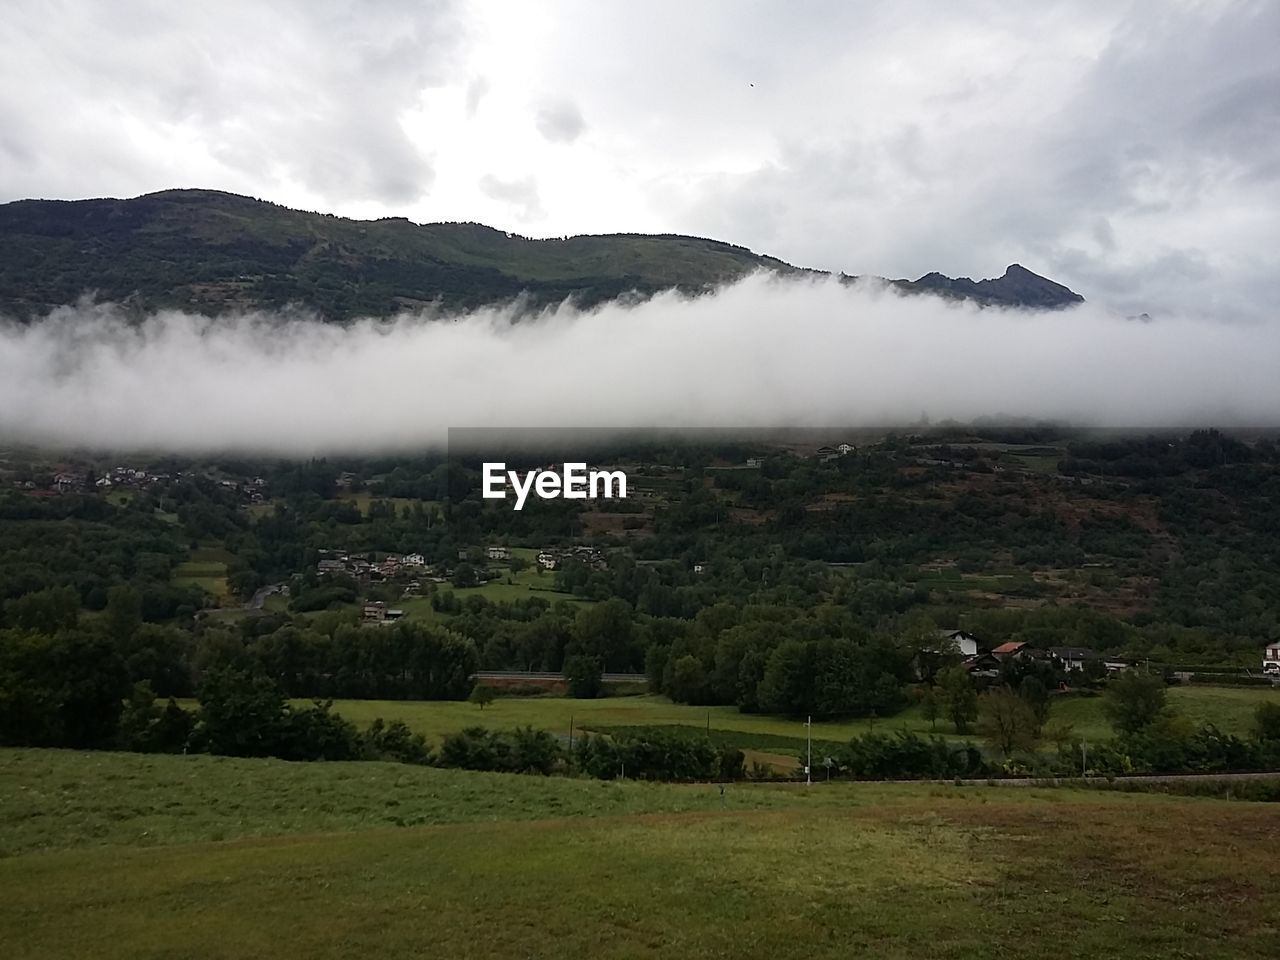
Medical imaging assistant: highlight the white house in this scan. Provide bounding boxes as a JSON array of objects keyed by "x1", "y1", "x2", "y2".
[
  {"x1": 837, "y1": 443, "x2": 856, "y2": 455},
  {"x1": 486, "y1": 545, "x2": 512, "y2": 561},
  {"x1": 1263, "y1": 641, "x2": 1280, "y2": 674},
  {"x1": 936, "y1": 629, "x2": 980, "y2": 658}
]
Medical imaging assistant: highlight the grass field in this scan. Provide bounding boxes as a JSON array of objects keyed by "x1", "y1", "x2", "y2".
[
  {"x1": 305, "y1": 685, "x2": 1280, "y2": 748},
  {"x1": 3, "y1": 748, "x2": 1279, "y2": 959},
  {"x1": 172, "y1": 543, "x2": 236, "y2": 601},
  {"x1": 427, "y1": 559, "x2": 595, "y2": 609}
]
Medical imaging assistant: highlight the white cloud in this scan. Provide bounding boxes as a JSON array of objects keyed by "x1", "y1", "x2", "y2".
[
  {"x1": 478, "y1": 173, "x2": 544, "y2": 221},
  {"x1": 3, "y1": 274, "x2": 1277, "y2": 454}
]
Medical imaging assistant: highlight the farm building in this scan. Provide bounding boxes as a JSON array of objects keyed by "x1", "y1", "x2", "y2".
[
  {"x1": 362, "y1": 601, "x2": 405, "y2": 626},
  {"x1": 992, "y1": 641, "x2": 1027, "y2": 659}
]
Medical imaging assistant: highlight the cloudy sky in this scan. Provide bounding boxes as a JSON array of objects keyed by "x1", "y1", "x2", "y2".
[{"x1": 1, "y1": 0, "x2": 1277, "y2": 321}]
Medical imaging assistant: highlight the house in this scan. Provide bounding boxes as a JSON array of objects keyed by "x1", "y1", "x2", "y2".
[
  {"x1": 936, "y1": 629, "x2": 981, "y2": 658},
  {"x1": 992, "y1": 641, "x2": 1027, "y2": 660},
  {"x1": 814, "y1": 445, "x2": 838, "y2": 462},
  {"x1": 836, "y1": 443, "x2": 856, "y2": 455},
  {"x1": 692, "y1": 563, "x2": 705, "y2": 575},
  {"x1": 317, "y1": 558, "x2": 346, "y2": 576},
  {"x1": 362, "y1": 601, "x2": 405, "y2": 626},
  {"x1": 537, "y1": 552, "x2": 558, "y2": 570},
  {"x1": 1263, "y1": 641, "x2": 1280, "y2": 674},
  {"x1": 486, "y1": 546, "x2": 512, "y2": 561},
  {"x1": 1049, "y1": 646, "x2": 1099, "y2": 672},
  {"x1": 961, "y1": 652, "x2": 1002, "y2": 679},
  {"x1": 745, "y1": 457, "x2": 763, "y2": 468}
]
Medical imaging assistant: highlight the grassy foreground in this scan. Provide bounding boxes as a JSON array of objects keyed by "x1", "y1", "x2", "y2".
[
  {"x1": 0, "y1": 748, "x2": 826, "y2": 856},
  {"x1": 3, "y1": 749, "x2": 1280, "y2": 959}
]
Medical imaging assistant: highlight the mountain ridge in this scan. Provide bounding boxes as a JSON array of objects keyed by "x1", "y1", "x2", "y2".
[{"x1": 0, "y1": 189, "x2": 1084, "y2": 320}]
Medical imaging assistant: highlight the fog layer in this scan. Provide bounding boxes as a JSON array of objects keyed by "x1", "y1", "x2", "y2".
[{"x1": 1, "y1": 273, "x2": 1276, "y2": 454}]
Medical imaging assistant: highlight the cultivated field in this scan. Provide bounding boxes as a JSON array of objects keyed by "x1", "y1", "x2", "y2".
[
  {"x1": 172, "y1": 543, "x2": 235, "y2": 600},
  {"x1": 2, "y1": 748, "x2": 1278, "y2": 959}
]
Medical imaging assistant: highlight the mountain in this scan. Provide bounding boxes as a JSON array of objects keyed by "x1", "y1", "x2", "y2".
[
  {"x1": 0, "y1": 189, "x2": 1083, "y2": 319},
  {"x1": 895, "y1": 263, "x2": 1085, "y2": 309}
]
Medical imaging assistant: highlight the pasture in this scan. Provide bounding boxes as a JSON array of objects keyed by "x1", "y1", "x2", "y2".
[
  {"x1": 172, "y1": 543, "x2": 235, "y2": 601},
  {"x1": 308, "y1": 684, "x2": 1280, "y2": 749},
  {"x1": 2, "y1": 748, "x2": 1278, "y2": 959}
]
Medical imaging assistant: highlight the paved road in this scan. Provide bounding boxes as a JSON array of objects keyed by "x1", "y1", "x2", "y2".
[{"x1": 245, "y1": 583, "x2": 288, "y2": 610}]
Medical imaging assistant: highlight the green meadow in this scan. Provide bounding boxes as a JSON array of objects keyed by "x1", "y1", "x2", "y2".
[
  {"x1": 3, "y1": 748, "x2": 1278, "y2": 959},
  {"x1": 294, "y1": 684, "x2": 1280, "y2": 748},
  {"x1": 172, "y1": 544, "x2": 236, "y2": 600}
]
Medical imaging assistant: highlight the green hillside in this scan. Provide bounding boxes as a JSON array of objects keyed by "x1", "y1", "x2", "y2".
[
  {"x1": 0, "y1": 189, "x2": 1084, "y2": 319},
  {"x1": 0, "y1": 189, "x2": 798, "y2": 319}
]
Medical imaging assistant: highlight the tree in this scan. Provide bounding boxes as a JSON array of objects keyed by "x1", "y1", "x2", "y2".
[
  {"x1": 571, "y1": 599, "x2": 635, "y2": 671},
  {"x1": 1252, "y1": 702, "x2": 1280, "y2": 742},
  {"x1": 0, "y1": 628, "x2": 129, "y2": 748},
  {"x1": 117, "y1": 681, "x2": 193, "y2": 752},
  {"x1": 977, "y1": 686, "x2": 1040, "y2": 757},
  {"x1": 757, "y1": 640, "x2": 813, "y2": 716},
  {"x1": 936, "y1": 666, "x2": 978, "y2": 734},
  {"x1": 563, "y1": 654, "x2": 603, "y2": 699},
  {"x1": 3, "y1": 585, "x2": 79, "y2": 634},
  {"x1": 104, "y1": 584, "x2": 143, "y2": 646},
  {"x1": 667, "y1": 654, "x2": 710, "y2": 704},
  {"x1": 469, "y1": 684, "x2": 496, "y2": 710},
  {"x1": 920, "y1": 686, "x2": 940, "y2": 731},
  {"x1": 1017, "y1": 675, "x2": 1051, "y2": 735},
  {"x1": 451, "y1": 562, "x2": 478, "y2": 588},
  {"x1": 193, "y1": 666, "x2": 287, "y2": 757},
  {"x1": 1103, "y1": 670, "x2": 1169, "y2": 735}
]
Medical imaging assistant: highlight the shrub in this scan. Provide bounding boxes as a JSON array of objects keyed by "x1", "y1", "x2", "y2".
[
  {"x1": 361, "y1": 718, "x2": 432, "y2": 765},
  {"x1": 834, "y1": 731, "x2": 989, "y2": 780},
  {"x1": 574, "y1": 729, "x2": 727, "y2": 781},
  {"x1": 116, "y1": 681, "x2": 193, "y2": 753},
  {"x1": 437, "y1": 726, "x2": 563, "y2": 775}
]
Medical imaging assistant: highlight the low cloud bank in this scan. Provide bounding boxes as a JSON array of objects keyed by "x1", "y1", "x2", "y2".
[{"x1": 0, "y1": 273, "x2": 1276, "y2": 454}]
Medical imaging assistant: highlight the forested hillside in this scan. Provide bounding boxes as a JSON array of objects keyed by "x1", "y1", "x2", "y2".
[{"x1": 0, "y1": 190, "x2": 1083, "y2": 319}]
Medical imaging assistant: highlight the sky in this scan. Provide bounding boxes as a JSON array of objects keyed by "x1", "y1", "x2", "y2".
[{"x1": 1, "y1": 0, "x2": 1277, "y2": 323}]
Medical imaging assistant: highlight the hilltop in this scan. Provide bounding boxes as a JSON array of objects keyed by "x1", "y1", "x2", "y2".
[{"x1": 0, "y1": 189, "x2": 1084, "y2": 319}]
